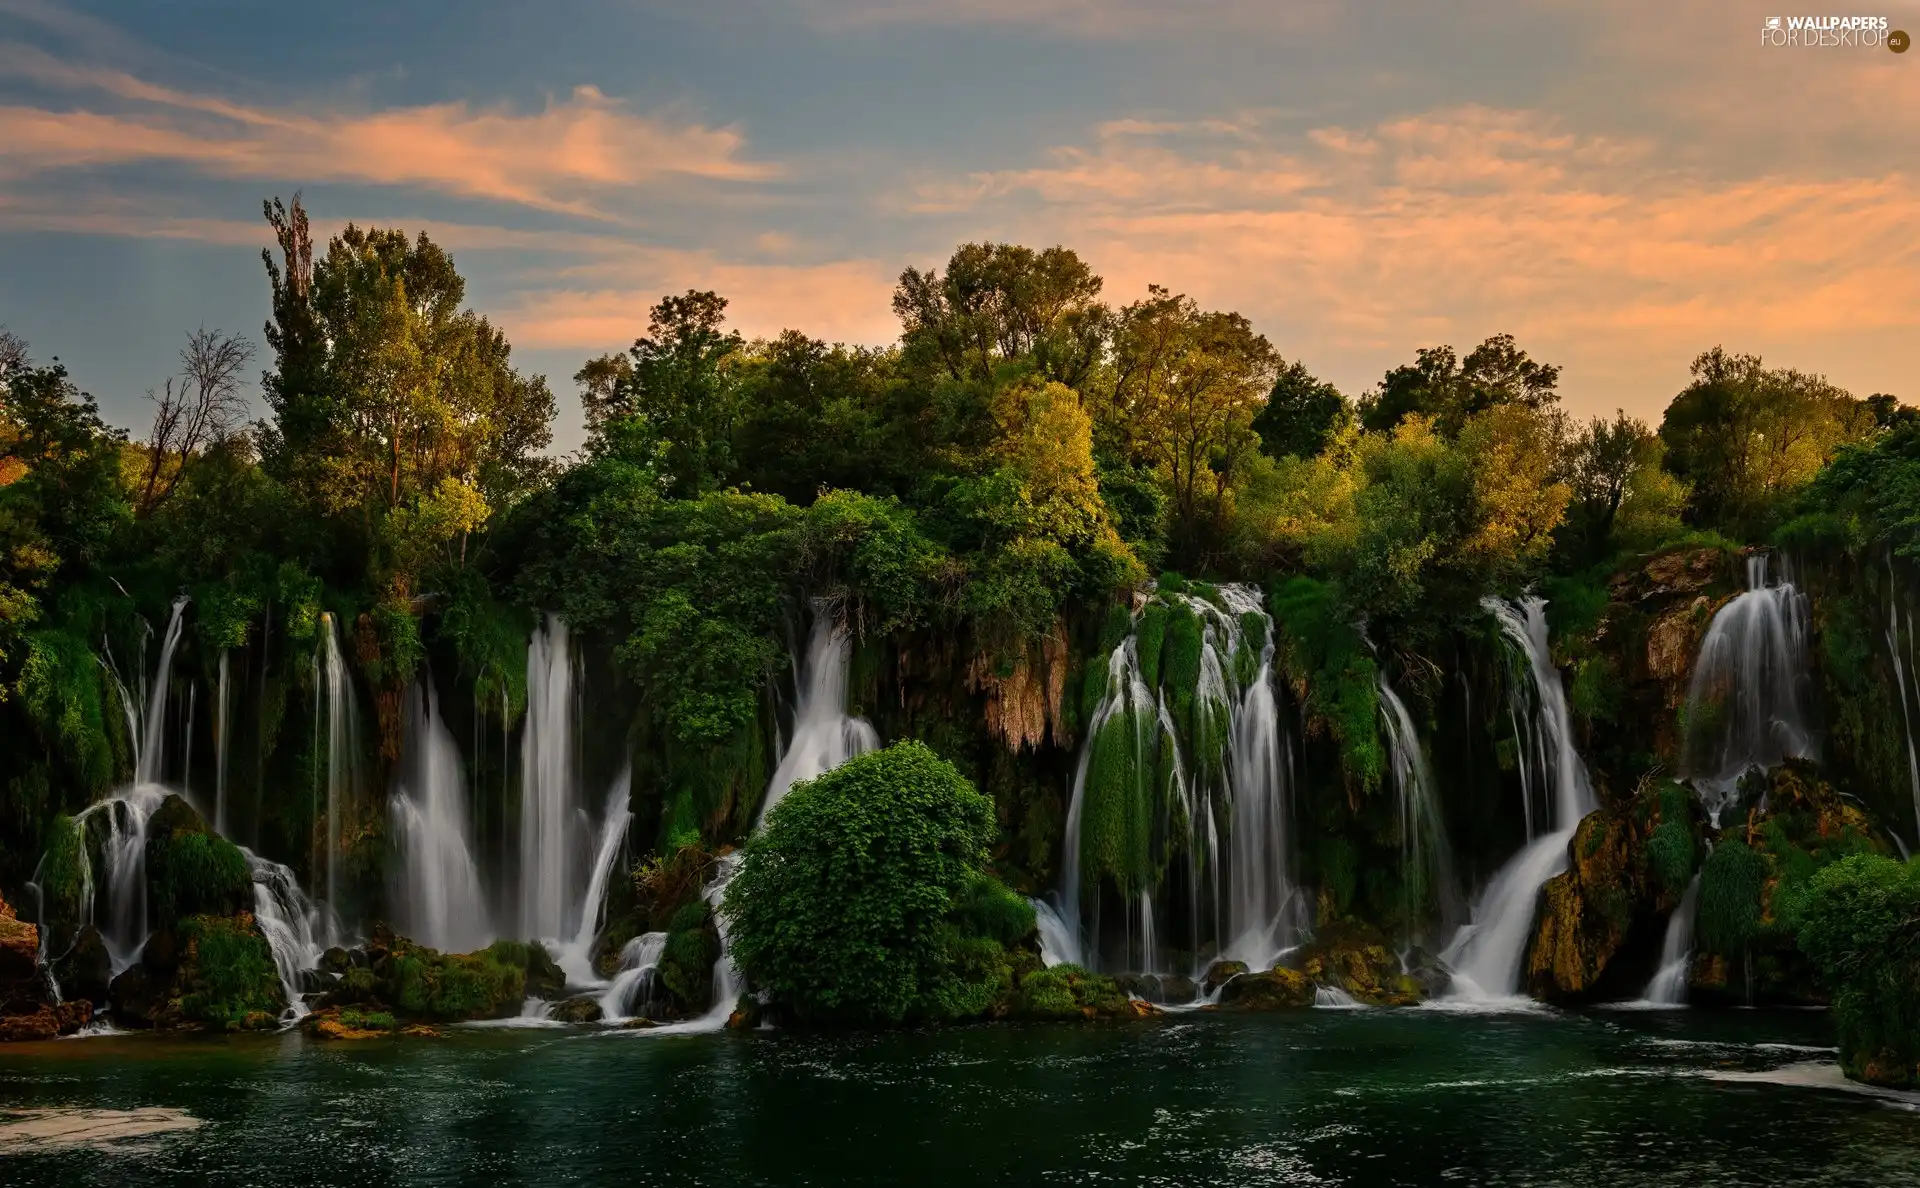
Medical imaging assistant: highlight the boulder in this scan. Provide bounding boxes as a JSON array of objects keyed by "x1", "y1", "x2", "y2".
[
  {"x1": 53, "y1": 926, "x2": 112, "y2": 1005},
  {"x1": 549, "y1": 996, "x2": 604, "y2": 1024},
  {"x1": 1201, "y1": 960, "x2": 1249, "y2": 996},
  {"x1": 107, "y1": 915, "x2": 285, "y2": 1031},
  {"x1": 0, "y1": 889, "x2": 87, "y2": 1041},
  {"x1": 1297, "y1": 920, "x2": 1423, "y2": 1006},
  {"x1": 1217, "y1": 968, "x2": 1314, "y2": 1010}
]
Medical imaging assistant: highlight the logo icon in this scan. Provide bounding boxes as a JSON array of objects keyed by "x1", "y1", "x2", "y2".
[
  {"x1": 1892, "y1": 29, "x2": 1911, "y2": 52},
  {"x1": 1765, "y1": 16, "x2": 1782, "y2": 30}
]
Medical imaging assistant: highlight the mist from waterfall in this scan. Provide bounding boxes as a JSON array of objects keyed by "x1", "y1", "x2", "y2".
[
  {"x1": 389, "y1": 680, "x2": 494, "y2": 954},
  {"x1": 1444, "y1": 596, "x2": 1596, "y2": 1002},
  {"x1": 1883, "y1": 558, "x2": 1920, "y2": 843},
  {"x1": 1052, "y1": 584, "x2": 1298, "y2": 976},
  {"x1": 1681, "y1": 554, "x2": 1816, "y2": 824}
]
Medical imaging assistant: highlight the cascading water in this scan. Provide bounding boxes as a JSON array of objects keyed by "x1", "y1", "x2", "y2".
[
  {"x1": 1883, "y1": 558, "x2": 1920, "y2": 842},
  {"x1": 1377, "y1": 674, "x2": 1458, "y2": 937},
  {"x1": 389, "y1": 680, "x2": 494, "y2": 954},
  {"x1": 314, "y1": 613, "x2": 358, "y2": 937},
  {"x1": 1443, "y1": 596, "x2": 1597, "y2": 1002},
  {"x1": 1642, "y1": 873, "x2": 1702, "y2": 1007},
  {"x1": 246, "y1": 850, "x2": 327, "y2": 1019},
  {"x1": 597, "y1": 932, "x2": 669, "y2": 1021},
  {"x1": 213, "y1": 649, "x2": 231, "y2": 836},
  {"x1": 520, "y1": 614, "x2": 585, "y2": 943},
  {"x1": 1681, "y1": 554, "x2": 1816, "y2": 825},
  {"x1": 758, "y1": 608, "x2": 880, "y2": 826},
  {"x1": 677, "y1": 604, "x2": 877, "y2": 1030},
  {"x1": 1051, "y1": 584, "x2": 1298, "y2": 976},
  {"x1": 550, "y1": 776, "x2": 635, "y2": 988}
]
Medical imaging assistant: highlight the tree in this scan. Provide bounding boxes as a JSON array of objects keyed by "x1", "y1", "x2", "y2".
[
  {"x1": 894, "y1": 243, "x2": 1107, "y2": 390},
  {"x1": 1253, "y1": 358, "x2": 1349, "y2": 460},
  {"x1": 583, "y1": 291, "x2": 745, "y2": 497},
  {"x1": 257, "y1": 200, "x2": 554, "y2": 589},
  {"x1": 1560, "y1": 411, "x2": 1680, "y2": 559},
  {"x1": 722, "y1": 741, "x2": 1029, "y2": 1024},
  {"x1": 1101, "y1": 287, "x2": 1279, "y2": 563},
  {"x1": 136, "y1": 328, "x2": 255, "y2": 518},
  {"x1": 1660, "y1": 347, "x2": 1874, "y2": 531},
  {"x1": 1362, "y1": 334, "x2": 1560, "y2": 436}
]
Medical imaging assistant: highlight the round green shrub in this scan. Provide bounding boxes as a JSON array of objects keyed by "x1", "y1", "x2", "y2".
[
  {"x1": 1797, "y1": 855, "x2": 1920, "y2": 1086},
  {"x1": 1646, "y1": 819, "x2": 1697, "y2": 893},
  {"x1": 722, "y1": 740, "x2": 1013, "y2": 1024}
]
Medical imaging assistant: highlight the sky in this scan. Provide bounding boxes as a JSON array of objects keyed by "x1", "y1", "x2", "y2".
[{"x1": 2, "y1": 0, "x2": 1917, "y2": 453}]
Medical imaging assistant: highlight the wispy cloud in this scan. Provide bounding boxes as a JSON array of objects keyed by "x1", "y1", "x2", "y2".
[
  {"x1": 907, "y1": 103, "x2": 1920, "y2": 411},
  {"x1": 0, "y1": 49, "x2": 775, "y2": 217}
]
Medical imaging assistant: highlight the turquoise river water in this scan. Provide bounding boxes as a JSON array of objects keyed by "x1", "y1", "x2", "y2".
[{"x1": 2, "y1": 1006, "x2": 1918, "y2": 1186}]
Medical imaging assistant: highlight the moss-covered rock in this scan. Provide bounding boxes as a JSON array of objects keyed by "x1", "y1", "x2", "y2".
[
  {"x1": 143, "y1": 795, "x2": 253, "y2": 923},
  {"x1": 0, "y1": 888, "x2": 92, "y2": 1042},
  {"x1": 107, "y1": 913, "x2": 285, "y2": 1031},
  {"x1": 302, "y1": 1005, "x2": 401, "y2": 1040},
  {"x1": 1201, "y1": 960, "x2": 1249, "y2": 995},
  {"x1": 1008, "y1": 963, "x2": 1138, "y2": 1019},
  {"x1": 1217, "y1": 967, "x2": 1313, "y2": 1010},
  {"x1": 52, "y1": 925, "x2": 112, "y2": 1005},
  {"x1": 1297, "y1": 920, "x2": 1423, "y2": 1005}
]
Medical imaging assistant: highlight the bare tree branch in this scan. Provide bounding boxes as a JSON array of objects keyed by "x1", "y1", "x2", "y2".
[{"x1": 137, "y1": 327, "x2": 256, "y2": 516}]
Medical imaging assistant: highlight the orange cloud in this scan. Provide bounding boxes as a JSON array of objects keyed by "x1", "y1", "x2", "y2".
[
  {"x1": 0, "y1": 55, "x2": 773, "y2": 217},
  {"x1": 913, "y1": 103, "x2": 1920, "y2": 417},
  {"x1": 500, "y1": 252, "x2": 901, "y2": 350}
]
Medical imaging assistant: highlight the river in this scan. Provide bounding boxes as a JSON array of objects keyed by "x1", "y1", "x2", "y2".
[{"x1": 2, "y1": 1008, "x2": 1916, "y2": 1185}]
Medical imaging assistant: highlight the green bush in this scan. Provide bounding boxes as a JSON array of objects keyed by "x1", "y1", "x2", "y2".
[
  {"x1": 1797, "y1": 855, "x2": 1920, "y2": 1086},
  {"x1": 950, "y1": 873, "x2": 1036, "y2": 948},
  {"x1": 722, "y1": 740, "x2": 1018, "y2": 1024},
  {"x1": 176, "y1": 915, "x2": 285, "y2": 1030},
  {"x1": 1697, "y1": 840, "x2": 1766, "y2": 956},
  {"x1": 1010, "y1": 963, "x2": 1131, "y2": 1019},
  {"x1": 389, "y1": 945, "x2": 525, "y2": 1021},
  {"x1": 1646, "y1": 819, "x2": 1697, "y2": 893}
]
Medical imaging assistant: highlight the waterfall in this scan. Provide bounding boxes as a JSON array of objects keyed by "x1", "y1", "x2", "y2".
[
  {"x1": 1884, "y1": 558, "x2": 1920, "y2": 842},
  {"x1": 245, "y1": 850, "x2": 327, "y2": 1020},
  {"x1": 597, "y1": 932, "x2": 668, "y2": 1021},
  {"x1": 681, "y1": 604, "x2": 876, "y2": 1029},
  {"x1": 389, "y1": 681, "x2": 494, "y2": 954},
  {"x1": 550, "y1": 776, "x2": 634, "y2": 988},
  {"x1": 1053, "y1": 584, "x2": 1297, "y2": 975},
  {"x1": 1443, "y1": 597, "x2": 1596, "y2": 1002},
  {"x1": 520, "y1": 614, "x2": 585, "y2": 942},
  {"x1": 1681, "y1": 554, "x2": 1816, "y2": 825},
  {"x1": 314, "y1": 614, "x2": 358, "y2": 937},
  {"x1": 1218, "y1": 585, "x2": 1299, "y2": 971},
  {"x1": 758, "y1": 609, "x2": 880, "y2": 826},
  {"x1": 1377, "y1": 674, "x2": 1459, "y2": 937},
  {"x1": 213, "y1": 649, "x2": 231, "y2": 836},
  {"x1": 1031, "y1": 898, "x2": 1077, "y2": 968},
  {"x1": 1642, "y1": 873, "x2": 1702, "y2": 1007}
]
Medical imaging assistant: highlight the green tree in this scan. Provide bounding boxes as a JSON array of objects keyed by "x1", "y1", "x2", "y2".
[
  {"x1": 1253, "y1": 359, "x2": 1350, "y2": 460},
  {"x1": 583, "y1": 291, "x2": 745, "y2": 498},
  {"x1": 894, "y1": 243, "x2": 1107, "y2": 390},
  {"x1": 1362, "y1": 334, "x2": 1560, "y2": 437},
  {"x1": 1101, "y1": 286, "x2": 1279, "y2": 564},
  {"x1": 1660, "y1": 347, "x2": 1874, "y2": 532},
  {"x1": 722, "y1": 741, "x2": 1026, "y2": 1024}
]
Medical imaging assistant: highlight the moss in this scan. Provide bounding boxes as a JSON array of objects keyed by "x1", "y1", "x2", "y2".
[
  {"x1": 175, "y1": 914, "x2": 285, "y2": 1030},
  {"x1": 950, "y1": 872, "x2": 1036, "y2": 948},
  {"x1": 1646, "y1": 820, "x2": 1697, "y2": 893},
  {"x1": 1078, "y1": 651, "x2": 1112, "y2": 726},
  {"x1": 340, "y1": 1007, "x2": 398, "y2": 1031},
  {"x1": 1698, "y1": 840, "x2": 1767, "y2": 957},
  {"x1": 1567, "y1": 655, "x2": 1621, "y2": 725},
  {"x1": 36, "y1": 814, "x2": 90, "y2": 928},
  {"x1": 17, "y1": 629, "x2": 119, "y2": 794},
  {"x1": 1078, "y1": 709, "x2": 1154, "y2": 893},
  {"x1": 1315, "y1": 835, "x2": 1358, "y2": 916},
  {"x1": 1797, "y1": 855, "x2": 1920, "y2": 1087},
  {"x1": 1010, "y1": 963, "x2": 1133, "y2": 1019},
  {"x1": 389, "y1": 946, "x2": 525, "y2": 1022},
  {"x1": 148, "y1": 830, "x2": 253, "y2": 923},
  {"x1": 1156, "y1": 572, "x2": 1189, "y2": 597},
  {"x1": 659, "y1": 901, "x2": 719, "y2": 1012},
  {"x1": 1135, "y1": 602, "x2": 1169, "y2": 688}
]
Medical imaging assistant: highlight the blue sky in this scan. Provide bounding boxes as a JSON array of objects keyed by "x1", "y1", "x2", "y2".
[{"x1": 3, "y1": 0, "x2": 1917, "y2": 452}]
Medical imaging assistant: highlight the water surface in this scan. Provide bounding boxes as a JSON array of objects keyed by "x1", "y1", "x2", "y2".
[{"x1": 2, "y1": 1008, "x2": 1915, "y2": 1186}]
